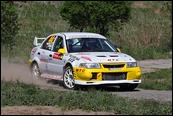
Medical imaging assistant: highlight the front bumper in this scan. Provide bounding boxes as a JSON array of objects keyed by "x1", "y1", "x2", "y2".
[
  {"x1": 28, "y1": 59, "x2": 33, "y2": 69},
  {"x1": 28, "y1": 59, "x2": 33, "y2": 63},
  {"x1": 73, "y1": 66, "x2": 141, "y2": 85}
]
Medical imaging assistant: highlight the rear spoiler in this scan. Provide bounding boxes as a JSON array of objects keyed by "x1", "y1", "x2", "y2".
[{"x1": 33, "y1": 36, "x2": 46, "y2": 46}]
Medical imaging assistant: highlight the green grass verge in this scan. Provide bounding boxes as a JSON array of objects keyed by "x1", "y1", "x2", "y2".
[
  {"x1": 138, "y1": 68, "x2": 172, "y2": 90},
  {"x1": 1, "y1": 80, "x2": 172, "y2": 115}
]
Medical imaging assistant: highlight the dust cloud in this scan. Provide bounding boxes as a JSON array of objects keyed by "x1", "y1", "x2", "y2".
[{"x1": 1, "y1": 57, "x2": 53, "y2": 87}]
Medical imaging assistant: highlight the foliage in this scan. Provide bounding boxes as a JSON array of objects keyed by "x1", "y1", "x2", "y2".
[
  {"x1": 110, "y1": 1, "x2": 172, "y2": 59},
  {"x1": 161, "y1": 1, "x2": 172, "y2": 51},
  {"x1": 1, "y1": 1, "x2": 20, "y2": 50},
  {"x1": 1, "y1": 80, "x2": 172, "y2": 115},
  {"x1": 161, "y1": 1, "x2": 172, "y2": 20},
  {"x1": 1, "y1": 1, "x2": 172, "y2": 62},
  {"x1": 138, "y1": 68, "x2": 172, "y2": 90},
  {"x1": 59, "y1": 1, "x2": 132, "y2": 36}
]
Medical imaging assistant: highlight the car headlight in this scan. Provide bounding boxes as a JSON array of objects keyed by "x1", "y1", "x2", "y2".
[
  {"x1": 127, "y1": 62, "x2": 137, "y2": 67},
  {"x1": 79, "y1": 63, "x2": 100, "y2": 68}
]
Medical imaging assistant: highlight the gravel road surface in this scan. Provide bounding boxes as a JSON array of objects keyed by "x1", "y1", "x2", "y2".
[
  {"x1": 1, "y1": 58, "x2": 172, "y2": 115},
  {"x1": 1, "y1": 58, "x2": 172, "y2": 102}
]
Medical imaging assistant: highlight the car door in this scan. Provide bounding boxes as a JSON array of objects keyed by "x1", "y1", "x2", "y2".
[
  {"x1": 47, "y1": 35, "x2": 66, "y2": 75},
  {"x1": 39, "y1": 35, "x2": 57, "y2": 73}
]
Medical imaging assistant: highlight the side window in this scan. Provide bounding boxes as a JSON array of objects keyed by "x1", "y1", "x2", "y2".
[
  {"x1": 53, "y1": 36, "x2": 64, "y2": 52},
  {"x1": 41, "y1": 35, "x2": 56, "y2": 50}
]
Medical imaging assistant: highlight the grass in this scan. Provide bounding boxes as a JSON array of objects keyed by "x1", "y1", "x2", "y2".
[
  {"x1": 1, "y1": 80, "x2": 172, "y2": 115},
  {"x1": 138, "y1": 68, "x2": 172, "y2": 90},
  {"x1": 1, "y1": 1, "x2": 172, "y2": 62},
  {"x1": 109, "y1": 1, "x2": 172, "y2": 60}
]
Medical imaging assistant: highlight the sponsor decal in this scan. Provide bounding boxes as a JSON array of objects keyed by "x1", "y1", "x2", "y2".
[
  {"x1": 40, "y1": 58, "x2": 48, "y2": 62},
  {"x1": 78, "y1": 52, "x2": 90, "y2": 55},
  {"x1": 53, "y1": 52, "x2": 63, "y2": 60},
  {"x1": 69, "y1": 54, "x2": 80, "y2": 62},
  {"x1": 108, "y1": 59, "x2": 117, "y2": 61},
  {"x1": 68, "y1": 58, "x2": 75, "y2": 62},
  {"x1": 48, "y1": 36, "x2": 56, "y2": 43},
  {"x1": 41, "y1": 73, "x2": 63, "y2": 80},
  {"x1": 76, "y1": 68, "x2": 85, "y2": 72},
  {"x1": 81, "y1": 56, "x2": 91, "y2": 61}
]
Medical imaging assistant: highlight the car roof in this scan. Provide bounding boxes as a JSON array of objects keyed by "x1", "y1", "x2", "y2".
[{"x1": 53, "y1": 32, "x2": 107, "y2": 39}]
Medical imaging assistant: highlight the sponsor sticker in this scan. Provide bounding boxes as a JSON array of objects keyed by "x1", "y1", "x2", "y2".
[
  {"x1": 76, "y1": 68, "x2": 85, "y2": 72},
  {"x1": 41, "y1": 73, "x2": 63, "y2": 80},
  {"x1": 81, "y1": 56, "x2": 91, "y2": 61},
  {"x1": 40, "y1": 58, "x2": 48, "y2": 62},
  {"x1": 53, "y1": 52, "x2": 63, "y2": 60}
]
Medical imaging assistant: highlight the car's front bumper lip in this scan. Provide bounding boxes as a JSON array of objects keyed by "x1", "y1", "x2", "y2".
[
  {"x1": 75, "y1": 79, "x2": 141, "y2": 85},
  {"x1": 28, "y1": 59, "x2": 33, "y2": 63}
]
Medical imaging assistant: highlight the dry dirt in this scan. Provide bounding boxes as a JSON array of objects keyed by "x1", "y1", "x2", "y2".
[{"x1": 1, "y1": 58, "x2": 172, "y2": 115}]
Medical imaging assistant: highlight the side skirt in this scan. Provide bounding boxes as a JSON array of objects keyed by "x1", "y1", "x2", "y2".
[{"x1": 41, "y1": 73, "x2": 63, "y2": 81}]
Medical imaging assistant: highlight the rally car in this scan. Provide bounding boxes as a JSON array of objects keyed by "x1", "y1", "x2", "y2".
[{"x1": 29, "y1": 32, "x2": 141, "y2": 90}]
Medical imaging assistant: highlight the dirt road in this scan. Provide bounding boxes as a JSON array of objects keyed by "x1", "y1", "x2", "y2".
[
  {"x1": 1, "y1": 58, "x2": 172, "y2": 115},
  {"x1": 1, "y1": 58, "x2": 172, "y2": 101},
  {"x1": 137, "y1": 59, "x2": 172, "y2": 74}
]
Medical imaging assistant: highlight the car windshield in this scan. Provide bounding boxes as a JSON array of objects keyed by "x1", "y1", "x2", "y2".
[{"x1": 66, "y1": 38, "x2": 118, "y2": 53}]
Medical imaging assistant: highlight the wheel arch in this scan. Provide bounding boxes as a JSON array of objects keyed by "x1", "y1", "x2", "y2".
[
  {"x1": 64, "y1": 62, "x2": 73, "y2": 71},
  {"x1": 30, "y1": 57, "x2": 41, "y2": 71},
  {"x1": 31, "y1": 60, "x2": 37, "y2": 67}
]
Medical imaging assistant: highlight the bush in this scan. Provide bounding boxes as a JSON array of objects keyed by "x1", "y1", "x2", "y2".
[{"x1": 1, "y1": 1, "x2": 20, "y2": 51}]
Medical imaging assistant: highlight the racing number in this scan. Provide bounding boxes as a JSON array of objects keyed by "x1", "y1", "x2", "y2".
[{"x1": 48, "y1": 36, "x2": 56, "y2": 43}]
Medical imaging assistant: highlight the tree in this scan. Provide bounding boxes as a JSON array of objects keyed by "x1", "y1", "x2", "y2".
[
  {"x1": 60, "y1": 1, "x2": 132, "y2": 36},
  {"x1": 1, "y1": 1, "x2": 20, "y2": 50}
]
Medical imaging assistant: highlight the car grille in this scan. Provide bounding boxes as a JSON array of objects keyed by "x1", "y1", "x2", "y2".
[
  {"x1": 102, "y1": 73, "x2": 127, "y2": 80},
  {"x1": 103, "y1": 64, "x2": 125, "y2": 68}
]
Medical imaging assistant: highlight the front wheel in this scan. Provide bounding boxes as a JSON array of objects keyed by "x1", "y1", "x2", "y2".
[
  {"x1": 31, "y1": 63, "x2": 41, "y2": 79},
  {"x1": 119, "y1": 84, "x2": 138, "y2": 91},
  {"x1": 63, "y1": 66, "x2": 75, "y2": 89}
]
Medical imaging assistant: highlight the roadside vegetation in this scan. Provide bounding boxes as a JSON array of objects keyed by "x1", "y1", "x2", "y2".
[
  {"x1": 1, "y1": 80, "x2": 172, "y2": 115},
  {"x1": 138, "y1": 68, "x2": 172, "y2": 90},
  {"x1": 1, "y1": 69, "x2": 172, "y2": 115},
  {"x1": 1, "y1": 1, "x2": 172, "y2": 62}
]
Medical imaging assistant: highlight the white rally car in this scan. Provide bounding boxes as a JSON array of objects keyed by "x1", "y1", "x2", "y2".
[{"x1": 29, "y1": 32, "x2": 141, "y2": 90}]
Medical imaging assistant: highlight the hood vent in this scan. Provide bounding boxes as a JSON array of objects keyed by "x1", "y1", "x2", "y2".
[
  {"x1": 96, "y1": 55, "x2": 106, "y2": 57},
  {"x1": 109, "y1": 55, "x2": 118, "y2": 57}
]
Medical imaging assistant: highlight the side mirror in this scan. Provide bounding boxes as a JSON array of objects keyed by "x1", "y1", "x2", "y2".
[
  {"x1": 58, "y1": 48, "x2": 66, "y2": 54},
  {"x1": 117, "y1": 48, "x2": 121, "y2": 52}
]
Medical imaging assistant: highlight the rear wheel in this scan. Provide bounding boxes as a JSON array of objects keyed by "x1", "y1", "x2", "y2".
[
  {"x1": 119, "y1": 84, "x2": 138, "y2": 91},
  {"x1": 31, "y1": 63, "x2": 41, "y2": 79},
  {"x1": 63, "y1": 66, "x2": 75, "y2": 89}
]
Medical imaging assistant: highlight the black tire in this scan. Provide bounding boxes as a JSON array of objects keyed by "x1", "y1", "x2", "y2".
[
  {"x1": 31, "y1": 63, "x2": 41, "y2": 79},
  {"x1": 63, "y1": 66, "x2": 75, "y2": 89},
  {"x1": 119, "y1": 84, "x2": 138, "y2": 91}
]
